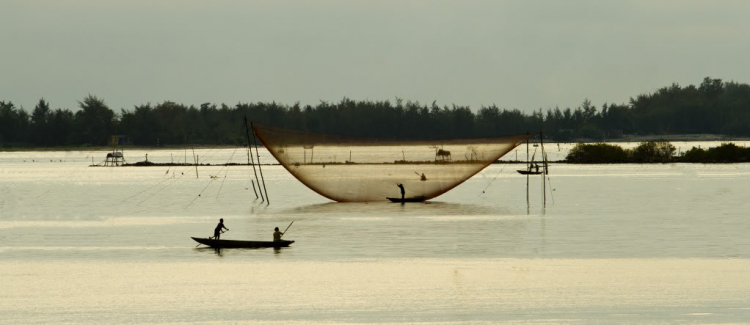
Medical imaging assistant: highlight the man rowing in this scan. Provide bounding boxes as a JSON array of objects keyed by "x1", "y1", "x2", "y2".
[{"x1": 214, "y1": 218, "x2": 228, "y2": 240}]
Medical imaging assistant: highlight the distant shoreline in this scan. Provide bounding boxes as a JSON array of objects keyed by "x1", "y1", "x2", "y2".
[
  {"x1": 2, "y1": 134, "x2": 749, "y2": 152},
  {"x1": 0, "y1": 145, "x2": 245, "y2": 152},
  {"x1": 575, "y1": 134, "x2": 750, "y2": 143}
]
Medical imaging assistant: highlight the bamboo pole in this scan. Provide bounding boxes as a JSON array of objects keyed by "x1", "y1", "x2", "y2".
[
  {"x1": 243, "y1": 117, "x2": 260, "y2": 200},
  {"x1": 541, "y1": 130, "x2": 546, "y2": 207},
  {"x1": 250, "y1": 122, "x2": 270, "y2": 204},
  {"x1": 526, "y1": 133, "x2": 529, "y2": 209},
  {"x1": 192, "y1": 147, "x2": 198, "y2": 178}
]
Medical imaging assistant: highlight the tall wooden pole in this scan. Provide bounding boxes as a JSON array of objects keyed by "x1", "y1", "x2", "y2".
[
  {"x1": 250, "y1": 122, "x2": 270, "y2": 204},
  {"x1": 526, "y1": 133, "x2": 529, "y2": 209},
  {"x1": 243, "y1": 117, "x2": 261, "y2": 200},
  {"x1": 541, "y1": 130, "x2": 546, "y2": 208},
  {"x1": 192, "y1": 147, "x2": 199, "y2": 178}
]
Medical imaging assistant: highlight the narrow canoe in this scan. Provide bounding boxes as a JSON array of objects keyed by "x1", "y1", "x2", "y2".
[
  {"x1": 386, "y1": 196, "x2": 426, "y2": 203},
  {"x1": 192, "y1": 237, "x2": 295, "y2": 248},
  {"x1": 517, "y1": 170, "x2": 543, "y2": 175}
]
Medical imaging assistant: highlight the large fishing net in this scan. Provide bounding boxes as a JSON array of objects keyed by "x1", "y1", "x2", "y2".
[{"x1": 252, "y1": 123, "x2": 529, "y2": 202}]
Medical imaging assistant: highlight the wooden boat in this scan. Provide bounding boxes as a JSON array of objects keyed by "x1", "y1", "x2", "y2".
[
  {"x1": 192, "y1": 237, "x2": 295, "y2": 248},
  {"x1": 517, "y1": 169, "x2": 543, "y2": 175},
  {"x1": 386, "y1": 196, "x2": 426, "y2": 203}
]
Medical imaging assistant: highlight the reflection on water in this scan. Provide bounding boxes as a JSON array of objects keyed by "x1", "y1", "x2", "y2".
[
  {"x1": 192, "y1": 246, "x2": 291, "y2": 257},
  {"x1": 280, "y1": 201, "x2": 511, "y2": 216}
]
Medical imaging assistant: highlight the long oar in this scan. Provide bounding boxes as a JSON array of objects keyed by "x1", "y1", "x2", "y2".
[
  {"x1": 280, "y1": 221, "x2": 294, "y2": 238},
  {"x1": 195, "y1": 230, "x2": 227, "y2": 247}
]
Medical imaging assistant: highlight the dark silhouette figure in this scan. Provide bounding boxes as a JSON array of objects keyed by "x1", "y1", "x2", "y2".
[
  {"x1": 273, "y1": 227, "x2": 284, "y2": 241},
  {"x1": 214, "y1": 218, "x2": 228, "y2": 240},
  {"x1": 397, "y1": 184, "x2": 405, "y2": 201},
  {"x1": 535, "y1": 164, "x2": 539, "y2": 173}
]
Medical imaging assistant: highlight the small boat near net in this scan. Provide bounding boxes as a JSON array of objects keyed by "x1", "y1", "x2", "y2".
[
  {"x1": 192, "y1": 237, "x2": 295, "y2": 248},
  {"x1": 386, "y1": 196, "x2": 426, "y2": 203},
  {"x1": 516, "y1": 133, "x2": 548, "y2": 176},
  {"x1": 517, "y1": 169, "x2": 543, "y2": 175}
]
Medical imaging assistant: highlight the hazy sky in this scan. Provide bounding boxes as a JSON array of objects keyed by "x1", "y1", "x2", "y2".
[{"x1": 2, "y1": 0, "x2": 749, "y2": 113}]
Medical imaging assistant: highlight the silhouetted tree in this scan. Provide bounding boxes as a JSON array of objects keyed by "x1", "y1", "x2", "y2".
[
  {"x1": 4, "y1": 77, "x2": 750, "y2": 147},
  {"x1": 74, "y1": 95, "x2": 114, "y2": 145}
]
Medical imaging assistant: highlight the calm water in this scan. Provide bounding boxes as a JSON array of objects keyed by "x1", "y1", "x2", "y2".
[{"x1": 1, "y1": 146, "x2": 750, "y2": 323}]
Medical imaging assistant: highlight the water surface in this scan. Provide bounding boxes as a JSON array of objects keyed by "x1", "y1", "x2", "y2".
[{"x1": 1, "y1": 148, "x2": 749, "y2": 323}]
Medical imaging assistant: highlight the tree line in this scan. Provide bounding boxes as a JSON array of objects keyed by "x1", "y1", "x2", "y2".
[
  {"x1": 566, "y1": 142, "x2": 750, "y2": 163},
  {"x1": 1, "y1": 77, "x2": 749, "y2": 147}
]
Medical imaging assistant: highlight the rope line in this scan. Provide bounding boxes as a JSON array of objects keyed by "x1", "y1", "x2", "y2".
[
  {"x1": 546, "y1": 174, "x2": 555, "y2": 204},
  {"x1": 215, "y1": 148, "x2": 239, "y2": 198},
  {"x1": 185, "y1": 178, "x2": 216, "y2": 210},
  {"x1": 479, "y1": 163, "x2": 507, "y2": 196},
  {"x1": 122, "y1": 177, "x2": 172, "y2": 203}
]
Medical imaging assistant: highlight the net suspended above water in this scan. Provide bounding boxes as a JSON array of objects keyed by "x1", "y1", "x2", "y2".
[{"x1": 252, "y1": 123, "x2": 529, "y2": 202}]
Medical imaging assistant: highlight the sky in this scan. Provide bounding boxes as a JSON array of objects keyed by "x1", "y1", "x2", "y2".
[{"x1": 1, "y1": 0, "x2": 750, "y2": 113}]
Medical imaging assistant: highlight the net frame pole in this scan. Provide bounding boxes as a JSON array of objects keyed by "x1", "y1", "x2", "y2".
[
  {"x1": 192, "y1": 147, "x2": 199, "y2": 178},
  {"x1": 244, "y1": 116, "x2": 260, "y2": 200},
  {"x1": 526, "y1": 133, "x2": 530, "y2": 209},
  {"x1": 541, "y1": 130, "x2": 546, "y2": 208},
  {"x1": 250, "y1": 121, "x2": 270, "y2": 205}
]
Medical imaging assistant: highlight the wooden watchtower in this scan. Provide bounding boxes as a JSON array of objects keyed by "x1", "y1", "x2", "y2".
[{"x1": 104, "y1": 135, "x2": 129, "y2": 166}]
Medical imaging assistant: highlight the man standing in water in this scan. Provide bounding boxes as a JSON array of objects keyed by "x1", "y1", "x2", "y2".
[
  {"x1": 397, "y1": 183, "x2": 405, "y2": 201},
  {"x1": 214, "y1": 218, "x2": 228, "y2": 240},
  {"x1": 273, "y1": 227, "x2": 284, "y2": 241}
]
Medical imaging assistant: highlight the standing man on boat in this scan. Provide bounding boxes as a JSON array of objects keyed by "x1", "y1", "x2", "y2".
[
  {"x1": 397, "y1": 183, "x2": 405, "y2": 201},
  {"x1": 273, "y1": 227, "x2": 284, "y2": 241},
  {"x1": 214, "y1": 218, "x2": 228, "y2": 240}
]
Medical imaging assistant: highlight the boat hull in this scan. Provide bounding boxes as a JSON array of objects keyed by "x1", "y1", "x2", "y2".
[
  {"x1": 192, "y1": 237, "x2": 295, "y2": 248},
  {"x1": 386, "y1": 196, "x2": 426, "y2": 203}
]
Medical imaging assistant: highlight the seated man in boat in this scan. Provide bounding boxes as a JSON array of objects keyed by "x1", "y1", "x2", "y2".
[
  {"x1": 273, "y1": 227, "x2": 285, "y2": 241},
  {"x1": 214, "y1": 218, "x2": 228, "y2": 240}
]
